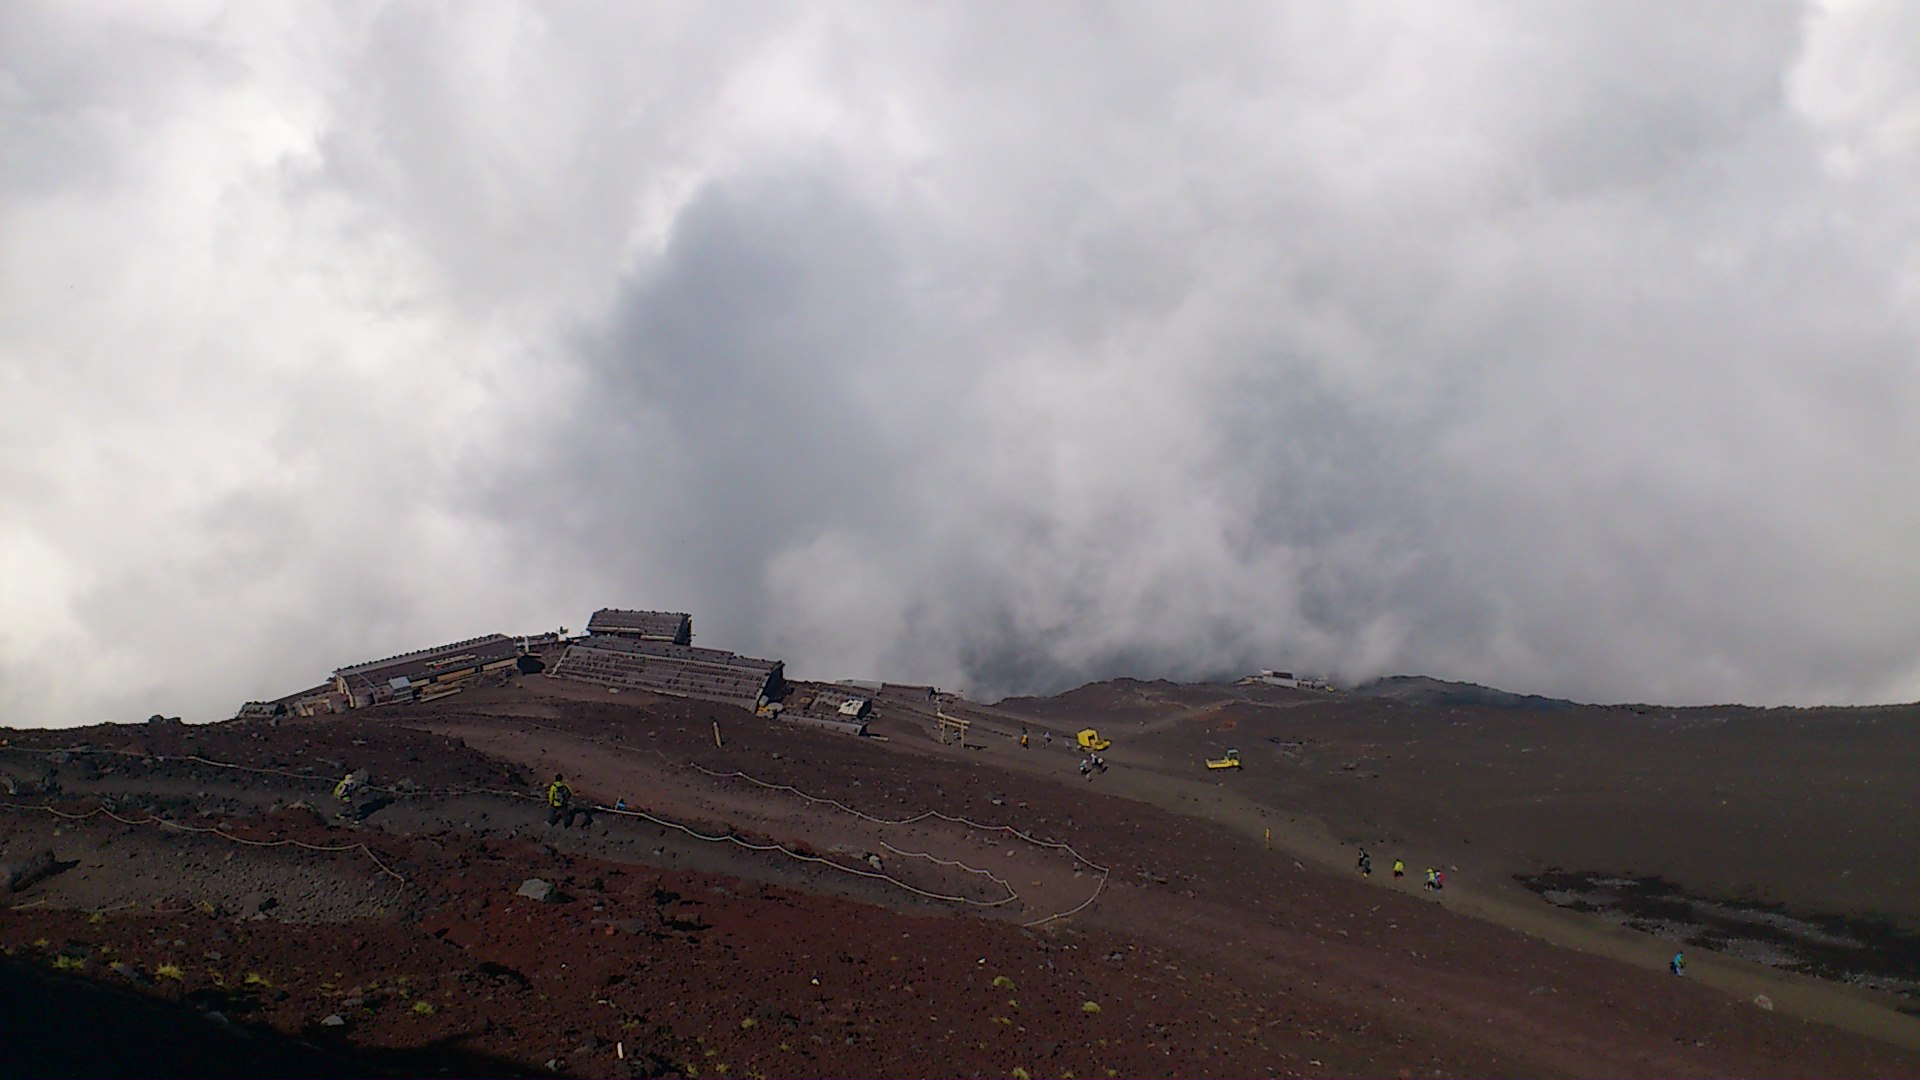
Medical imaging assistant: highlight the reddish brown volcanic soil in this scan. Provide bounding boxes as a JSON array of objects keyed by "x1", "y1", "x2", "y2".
[{"x1": 4, "y1": 674, "x2": 1919, "y2": 1078}]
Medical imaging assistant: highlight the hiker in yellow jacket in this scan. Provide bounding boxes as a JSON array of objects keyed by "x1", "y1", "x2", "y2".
[
  {"x1": 332, "y1": 769, "x2": 371, "y2": 822},
  {"x1": 546, "y1": 773, "x2": 577, "y2": 828}
]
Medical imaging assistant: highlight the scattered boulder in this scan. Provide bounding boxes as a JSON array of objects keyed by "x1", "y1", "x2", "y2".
[
  {"x1": 108, "y1": 962, "x2": 152, "y2": 987},
  {"x1": 1754, "y1": 994, "x2": 1774, "y2": 1011},
  {"x1": 752, "y1": 1004, "x2": 801, "y2": 1027},
  {"x1": 321, "y1": 1014, "x2": 348, "y2": 1028},
  {"x1": 517, "y1": 878, "x2": 557, "y2": 903},
  {"x1": 1, "y1": 773, "x2": 57, "y2": 797},
  {"x1": 620, "y1": 1050, "x2": 684, "y2": 1079},
  {"x1": 477, "y1": 962, "x2": 531, "y2": 990},
  {"x1": 2, "y1": 849, "x2": 58, "y2": 894}
]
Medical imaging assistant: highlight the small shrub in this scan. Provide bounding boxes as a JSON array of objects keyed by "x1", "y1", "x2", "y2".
[
  {"x1": 991, "y1": 975, "x2": 1016, "y2": 991},
  {"x1": 411, "y1": 1000, "x2": 435, "y2": 1016},
  {"x1": 1081, "y1": 1001, "x2": 1101, "y2": 1014},
  {"x1": 156, "y1": 965, "x2": 184, "y2": 981}
]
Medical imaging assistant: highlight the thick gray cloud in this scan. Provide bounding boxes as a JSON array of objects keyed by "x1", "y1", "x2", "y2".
[{"x1": 3, "y1": 1, "x2": 1918, "y2": 726}]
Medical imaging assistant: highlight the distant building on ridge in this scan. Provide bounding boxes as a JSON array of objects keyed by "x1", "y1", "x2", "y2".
[
  {"x1": 332, "y1": 634, "x2": 521, "y2": 708},
  {"x1": 586, "y1": 608, "x2": 693, "y2": 645},
  {"x1": 550, "y1": 633, "x2": 783, "y2": 713}
]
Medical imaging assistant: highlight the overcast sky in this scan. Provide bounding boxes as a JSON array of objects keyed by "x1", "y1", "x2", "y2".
[{"x1": 4, "y1": 2, "x2": 1918, "y2": 727}]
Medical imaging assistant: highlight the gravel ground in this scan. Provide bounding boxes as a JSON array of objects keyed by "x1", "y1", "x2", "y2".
[{"x1": 2, "y1": 683, "x2": 1918, "y2": 1078}]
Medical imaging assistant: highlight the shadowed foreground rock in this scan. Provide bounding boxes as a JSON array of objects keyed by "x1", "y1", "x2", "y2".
[{"x1": 0, "y1": 957, "x2": 539, "y2": 1078}]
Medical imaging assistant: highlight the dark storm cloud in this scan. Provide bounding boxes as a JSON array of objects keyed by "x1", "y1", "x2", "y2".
[
  {"x1": 3, "y1": 1, "x2": 1918, "y2": 726},
  {"x1": 529, "y1": 170, "x2": 913, "y2": 596}
]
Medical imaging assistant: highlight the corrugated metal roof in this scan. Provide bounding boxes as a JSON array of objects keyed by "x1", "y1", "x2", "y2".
[
  {"x1": 334, "y1": 634, "x2": 519, "y2": 686},
  {"x1": 586, "y1": 608, "x2": 692, "y2": 640}
]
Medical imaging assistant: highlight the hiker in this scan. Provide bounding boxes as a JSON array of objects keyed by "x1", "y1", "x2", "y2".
[
  {"x1": 1090, "y1": 753, "x2": 1107, "y2": 773},
  {"x1": 1079, "y1": 758, "x2": 1092, "y2": 781},
  {"x1": 332, "y1": 769, "x2": 365, "y2": 821},
  {"x1": 1671, "y1": 951, "x2": 1685, "y2": 976},
  {"x1": 1392, "y1": 858, "x2": 1405, "y2": 879},
  {"x1": 546, "y1": 773, "x2": 576, "y2": 828},
  {"x1": 1019, "y1": 728, "x2": 1030, "y2": 749},
  {"x1": 1435, "y1": 870, "x2": 1446, "y2": 891},
  {"x1": 1424, "y1": 867, "x2": 1438, "y2": 891},
  {"x1": 1357, "y1": 849, "x2": 1372, "y2": 877},
  {"x1": 1043, "y1": 731, "x2": 1052, "y2": 747}
]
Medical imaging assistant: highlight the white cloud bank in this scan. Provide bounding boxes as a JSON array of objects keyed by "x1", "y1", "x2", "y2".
[{"x1": 3, "y1": 1, "x2": 1918, "y2": 726}]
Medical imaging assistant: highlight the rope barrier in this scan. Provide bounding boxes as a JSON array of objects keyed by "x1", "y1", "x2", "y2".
[
  {"x1": 501, "y1": 719, "x2": 1113, "y2": 926},
  {"x1": 0, "y1": 799, "x2": 407, "y2": 884},
  {"x1": 3, "y1": 718, "x2": 1114, "y2": 925},
  {"x1": 876, "y1": 839, "x2": 1017, "y2": 891},
  {"x1": 591, "y1": 804, "x2": 1017, "y2": 907},
  {"x1": 1022, "y1": 868, "x2": 1110, "y2": 927},
  {"x1": 680, "y1": 762, "x2": 1109, "y2": 872},
  {"x1": 1, "y1": 743, "x2": 501, "y2": 800}
]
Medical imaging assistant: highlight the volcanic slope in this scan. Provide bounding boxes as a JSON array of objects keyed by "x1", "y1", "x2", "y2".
[
  {"x1": 991, "y1": 678, "x2": 1920, "y2": 1037},
  {"x1": 0, "y1": 674, "x2": 1912, "y2": 1078}
]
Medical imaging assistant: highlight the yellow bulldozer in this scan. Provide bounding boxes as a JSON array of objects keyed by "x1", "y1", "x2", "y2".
[
  {"x1": 1076, "y1": 728, "x2": 1111, "y2": 752},
  {"x1": 1205, "y1": 748, "x2": 1242, "y2": 770}
]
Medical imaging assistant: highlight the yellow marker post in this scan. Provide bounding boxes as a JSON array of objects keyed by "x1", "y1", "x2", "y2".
[{"x1": 1265, "y1": 827, "x2": 1271, "y2": 850}]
